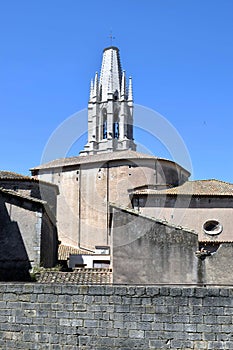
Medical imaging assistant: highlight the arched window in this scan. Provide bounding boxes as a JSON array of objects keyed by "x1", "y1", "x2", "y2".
[
  {"x1": 113, "y1": 90, "x2": 119, "y2": 101},
  {"x1": 102, "y1": 109, "x2": 107, "y2": 139}
]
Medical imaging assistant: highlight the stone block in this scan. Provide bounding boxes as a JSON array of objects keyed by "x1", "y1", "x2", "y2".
[
  {"x1": 141, "y1": 313, "x2": 154, "y2": 322},
  {"x1": 84, "y1": 319, "x2": 99, "y2": 328},
  {"x1": 146, "y1": 286, "x2": 160, "y2": 297},
  {"x1": 149, "y1": 339, "x2": 169, "y2": 349},
  {"x1": 171, "y1": 339, "x2": 193, "y2": 348},
  {"x1": 208, "y1": 341, "x2": 225, "y2": 349},
  {"x1": 128, "y1": 329, "x2": 144, "y2": 338}
]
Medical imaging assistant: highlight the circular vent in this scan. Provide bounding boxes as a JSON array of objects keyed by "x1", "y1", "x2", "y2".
[{"x1": 203, "y1": 220, "x2": 223, "y2": 235}]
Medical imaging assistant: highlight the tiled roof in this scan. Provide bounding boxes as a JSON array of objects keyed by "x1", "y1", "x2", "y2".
[
  {"x1": 58, "y1": 244, "x2": 94, "y2": 260},
  {"x1": 199, "y1": 241, "x2": 233, "y2": 244},
  {"x1": 0, "y1": 187, "x2": 46, "y2": 205},
  {"x1": 37, "y1": 268, "x2": 112, "y2": 284},
  {"x1": 0, "y1": 171, "x2": 29, "y2": 179},
  {"x1": 0, "y1": 170, "x2": 58, "y2": 190},
  {"x1": 132, "y1": 179, "x2": 233, "y2": 196},
  {"x1": 30, "y1": 150, "x2": 189, "y2": 175}
]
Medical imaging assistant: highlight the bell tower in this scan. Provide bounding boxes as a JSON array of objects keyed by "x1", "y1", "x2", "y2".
[{"x1": 80, "y1": 46, "x2": 136, "y2": 155}]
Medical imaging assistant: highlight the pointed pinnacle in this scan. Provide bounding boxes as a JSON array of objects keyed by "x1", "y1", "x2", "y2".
[
  {"x1": 128, "y1": 77, "x2": 133, "y2": 101},
  {"x1": 121, "y1": 70, "x2": 126, "y2": 100}
]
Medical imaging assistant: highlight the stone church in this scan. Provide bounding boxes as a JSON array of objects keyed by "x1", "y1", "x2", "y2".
[
  {"x1": 31, "y1": 46, "x2": 190, "y2": 250},
  {"x1": 30, "y1": 46, "x2": 233, "y2": 284}
]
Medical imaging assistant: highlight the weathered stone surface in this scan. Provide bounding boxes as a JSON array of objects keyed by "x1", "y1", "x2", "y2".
[{"x1": 0, "y1": 284, "x2": 233, "y2": 349}]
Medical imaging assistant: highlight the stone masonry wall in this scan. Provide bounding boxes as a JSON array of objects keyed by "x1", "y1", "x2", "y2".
[{"x1": 0, "y1": 284, "x2": 233, "y2": 349}]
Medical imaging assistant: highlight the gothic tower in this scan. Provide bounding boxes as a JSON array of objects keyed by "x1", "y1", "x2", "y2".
[{"x1": 80, "y1": 46, "x2": 136, "y2": 155}]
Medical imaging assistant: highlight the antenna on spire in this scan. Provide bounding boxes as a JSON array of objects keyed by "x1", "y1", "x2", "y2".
[{"x1": 108, "y1": 30, "x2": 115, "y2": 46}]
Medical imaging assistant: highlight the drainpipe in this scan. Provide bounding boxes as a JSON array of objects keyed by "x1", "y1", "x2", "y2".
[
  {"x1": 155, "y1": 159, "x2": 158, "y2": 186},
  {"x1": 78, "y1": 166, "x2": 81, "y2": 248}
]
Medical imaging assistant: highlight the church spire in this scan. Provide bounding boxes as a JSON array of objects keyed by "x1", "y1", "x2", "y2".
[
  {"x1": 80, "y1": 46, "x2": 136, "y2": 156},
  {"x1": 99, "y1": 46, "x2": 122, "y2": 101}
]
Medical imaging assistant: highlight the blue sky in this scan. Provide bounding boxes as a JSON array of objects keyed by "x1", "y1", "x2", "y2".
[{"x1": 0, "y1": 1, "x2": 232, "y2": 182}]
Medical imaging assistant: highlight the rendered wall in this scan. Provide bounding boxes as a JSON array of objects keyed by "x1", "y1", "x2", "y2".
[
  {"x1": 203, "y1": 243, "x2": 233, "y2": 285},
  {"x1": 41, "y1": 212, "x2": 58, "y2": 268},
  {"x1": 0, "y1": 284, "x2": 233, "y2": 349},
  {"x1": 37, "y1": 157, "x2": 187, "y2": 250},
  {"x1": 0, "y1": 194, "x2": 58, "y2": 280},
  {"x1": 0, "y1": 196, "x2": 42, "y2": 280},
  {"x1": 111, "y1": 206, "x2": 199, "y2": 284},
  {"x1": 137, "y1": 196, "x2": 233, "y2": 242}
]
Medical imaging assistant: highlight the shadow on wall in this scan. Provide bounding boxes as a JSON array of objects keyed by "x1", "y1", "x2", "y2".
[{"x1": 0, "y1": 201, "x2": 31, "y2": 281}]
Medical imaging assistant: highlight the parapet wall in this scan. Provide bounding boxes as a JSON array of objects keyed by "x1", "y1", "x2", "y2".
[{"x1": 0, "y1": 284, "x2": 233, "y2": 349}]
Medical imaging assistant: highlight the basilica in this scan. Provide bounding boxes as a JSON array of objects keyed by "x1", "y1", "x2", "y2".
[{"x1": 1, "y1": 46, "x2": 233, "y2": 283}]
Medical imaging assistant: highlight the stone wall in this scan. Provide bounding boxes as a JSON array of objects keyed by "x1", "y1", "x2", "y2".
[{"x1": 0, "y1": 284, "x2": 233, "y2": 349}]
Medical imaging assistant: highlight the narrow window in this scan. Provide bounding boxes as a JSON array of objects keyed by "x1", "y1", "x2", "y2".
[
  {"x1": 113, "y1": 111, "x2": 119, "y2": 139},
  {"x1": 103, "y1": 119, "x2": 107, "y2": 139},
  {"x1": 102, "y1": 109, "x2": 107, "y2": 139},
  {"x1": 113, "y1": 90, "x2": 118, "y2": 101},
  {"x1": 113, "y1": 122, "x2": 119, "y2": 139}
]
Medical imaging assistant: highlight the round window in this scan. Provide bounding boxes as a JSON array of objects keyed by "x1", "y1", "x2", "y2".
[{"x1": 203, "y1": 220, "x2": 223, "y2": 235}]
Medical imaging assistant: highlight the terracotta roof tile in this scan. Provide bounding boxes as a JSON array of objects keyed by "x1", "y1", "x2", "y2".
[
  {"x1": 58, "y1": 244, "x2": 94, "y2": 260},
  {"x1": 132, "y1": 179, "x2": 233, "y2": 196},
  {"x1": 37, "y1": 268, "x2": 112, "y2": 284}
]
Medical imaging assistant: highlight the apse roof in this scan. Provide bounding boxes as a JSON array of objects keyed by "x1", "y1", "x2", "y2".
[{"x1": 30, "y1": 150, "x2": 190, "y2": 175}]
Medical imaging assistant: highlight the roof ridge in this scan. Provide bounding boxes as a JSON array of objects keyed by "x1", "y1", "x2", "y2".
[
  {"x1": 110, "y1": 203, "x2": 196, "y2": 234},
  {"x1": 30, "y1": 150, "x2": 189, "y2": 175},
  {"x1": 0, "y1": 170, "x2": 30, "y2": 177},
  {"x1": 0, "y1": 187, "x2": 47, "y2": 204},
  {"x1": 191, "y1": 179, "x2": 233, "y2": 185}
]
